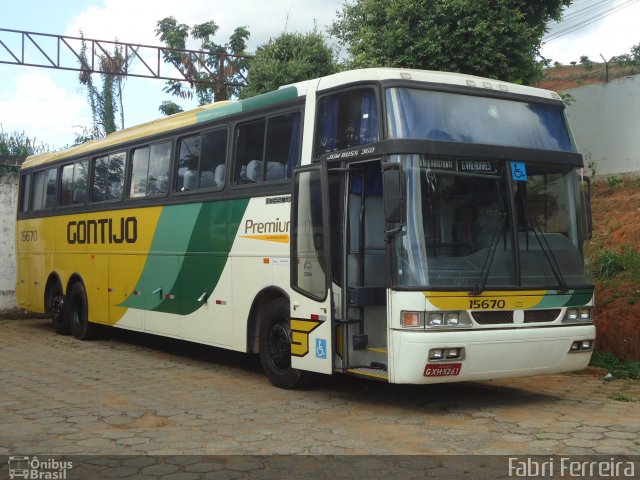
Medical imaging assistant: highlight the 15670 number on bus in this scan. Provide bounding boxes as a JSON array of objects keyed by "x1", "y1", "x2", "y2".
[
  {"x1": 469, "y1": 299, "x2": 506, "y2": 309},
  {"x1": 21, "y1": 230, "x2": 38, "y2": 242}
]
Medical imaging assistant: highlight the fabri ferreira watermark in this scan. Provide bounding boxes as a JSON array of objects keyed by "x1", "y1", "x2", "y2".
[
  {"x1": 8, "y1": 456, "x2": 73, "y2": 480},
  {"x1": 508, "y1": 457, "x2": 636, "y2": 478}
]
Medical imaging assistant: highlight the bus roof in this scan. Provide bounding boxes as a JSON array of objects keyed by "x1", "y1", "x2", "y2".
[{"x1": 22, "y1": 68, "x2": 562, "y2": 170}]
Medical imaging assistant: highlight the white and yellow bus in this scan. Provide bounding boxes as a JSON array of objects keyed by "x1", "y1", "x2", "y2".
[{"x1": 16, "y1": 68, "x2": 595, "y2": 388}]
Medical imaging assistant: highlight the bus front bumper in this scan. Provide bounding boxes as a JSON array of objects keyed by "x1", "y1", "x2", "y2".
[{"x1": 390, "y1": 324, "x2": 596, "y2": 384}]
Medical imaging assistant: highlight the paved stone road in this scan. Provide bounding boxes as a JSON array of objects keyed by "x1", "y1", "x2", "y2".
[{"x1": 0, "y1": 319, "x2": 638, "y2": 478}]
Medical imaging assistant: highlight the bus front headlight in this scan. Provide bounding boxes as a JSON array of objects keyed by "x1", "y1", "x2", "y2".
[
  {"x1": 563, "y1": 307, "x2": 593, "y2": 324},
  {"x1": 426, "y1": 311, "x2": 472, "y2": 329}
]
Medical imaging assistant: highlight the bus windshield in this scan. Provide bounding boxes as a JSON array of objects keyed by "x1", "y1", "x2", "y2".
[
  {"x1": 391, "y1": 156, "x2": 589, "y2": 290},
  {"x1": 386, "y1": 87, "x2": 576, "y2": 153}
]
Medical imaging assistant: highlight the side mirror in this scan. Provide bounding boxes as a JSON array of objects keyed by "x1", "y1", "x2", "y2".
[
  {"x1": 581, "y1": 175, "x2": 593, "y2": 240},
  {"x1": 383, "y1": 165, "x2": 405, "y2": 225}
]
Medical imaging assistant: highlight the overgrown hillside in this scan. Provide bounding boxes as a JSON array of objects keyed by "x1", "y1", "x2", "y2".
[{"x1": 590, "y1": 176, "x2": 640, "y2": 361}]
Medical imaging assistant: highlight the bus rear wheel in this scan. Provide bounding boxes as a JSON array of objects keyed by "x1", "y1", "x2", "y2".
[
  {"x1": 259, "y1": 298, "x2": 304, "y2": 389},
  {"x1": 49, "y1": 284, "x2": 69, "y2": 335},
  {"x1": 67, "y1": 282, "x2": 100, "y2": 340}
]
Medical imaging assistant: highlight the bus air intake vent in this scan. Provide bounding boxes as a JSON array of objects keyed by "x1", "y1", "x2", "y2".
[
  {"x1": 471, "y1": 311, "x2": 514, "y2": 325},
  {"x1": 524, "y1": 309, "x2": 561, "y2": 323}
]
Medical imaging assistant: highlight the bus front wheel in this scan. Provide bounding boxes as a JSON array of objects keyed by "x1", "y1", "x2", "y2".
[
  {"x1": 67, "y1": 282, "x2": 100, "y2": 340},
  {"x1": 259, "y1": 298, "x2": 304, "y2": 389}
]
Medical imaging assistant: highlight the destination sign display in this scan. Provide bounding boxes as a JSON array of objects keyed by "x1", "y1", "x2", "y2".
[{"x1": 419, "y1": 157, "x2": 500, "y2": 175}]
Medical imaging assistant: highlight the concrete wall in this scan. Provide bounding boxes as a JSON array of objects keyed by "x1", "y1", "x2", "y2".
[
  {"x1": 566, "y1": 74, "x2": 640, "y2": 177},
  {"x1": 0, "y1": 172, "x2": 18, "y2": 312}
]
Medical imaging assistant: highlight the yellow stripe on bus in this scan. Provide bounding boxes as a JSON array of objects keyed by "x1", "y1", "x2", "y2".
[{"x1": 424, "y1": 290, "x2": 548, "y2": 310}]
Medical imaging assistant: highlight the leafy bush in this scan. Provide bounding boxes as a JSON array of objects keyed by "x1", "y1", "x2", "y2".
[
  {"x1": 593, "y1": 247, "x2": 640, "y2": 280},
  {"x1": 606, "y1": 175, "x2": 623, "y2": 188},
  {"x1": 590, "y1": 350, "x2": 640, "y2": 379}
]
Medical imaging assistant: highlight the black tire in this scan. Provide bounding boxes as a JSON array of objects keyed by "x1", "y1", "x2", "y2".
[
  {"x1": 67, "y1": 282, "x2": 100, "y2": 340},
  {"x1": 259, "y1": 298, "x2": 304, "y2": 389},
  {"x1": 49, "y1": 285, "x2": 70, "y2": 335}
]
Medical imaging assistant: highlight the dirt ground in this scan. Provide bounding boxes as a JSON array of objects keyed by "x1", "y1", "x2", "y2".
[{"x1": 590, "y1": 177, "x2": 640, "y2": 360}]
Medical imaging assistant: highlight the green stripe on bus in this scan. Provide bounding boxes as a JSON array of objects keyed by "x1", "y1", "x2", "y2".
[
  {"x1": 535, "y1": 289, "x2": 593, "y2": 308},
  {"x1": 120, "y1": 197, "x2": 250, "y2": 315},
  {"x1": 195, "y1": 87, "x2": 299, "y2": 124}
]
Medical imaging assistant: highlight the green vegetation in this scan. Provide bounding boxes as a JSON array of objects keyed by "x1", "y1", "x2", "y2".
[
  {"x1": 605, "y1": 175, "x2": 623, "y2": 188},
  {"x1": 155, "y1": 16, "x2": 250, "y2": 106},
  {"x1": 591, "y1": 350, "x2": 640, "y2": 380},
  {"x1": 240, "y1": 31, "x2": 336, "y2": 99},
  {"x1": 610, "y1": 393, "x2": 634, "y2": 402},
  {"x1": 330, "y1": 0, "x2": 570, "y2": 84},
  {"x1": 0, "y1": 127, "x2": 48, "y2": 157},
  {"x1": 593, "y1": 247, "x2": 640, "y2": 281}
]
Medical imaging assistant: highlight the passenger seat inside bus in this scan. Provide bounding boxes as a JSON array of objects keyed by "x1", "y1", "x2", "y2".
[
  {"x1": 183, "y1": 169, "x2": 198, "y2": 190},
  {"x1": 245, "y1": 160, "x2": 286, "y2": 182},
  {"x1": 72, "y1": 188, "x2": 86, "y2": 204},
  {"x1": 199, "y1": 170, "x2": 215, "y2": 188},
  {"x1": 214, "y1": 164, "x2": 225, "y2": 187}
]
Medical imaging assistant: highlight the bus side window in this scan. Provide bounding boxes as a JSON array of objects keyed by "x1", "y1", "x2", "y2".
[
  {"x1": 177, "y1": 135, "x2": 200, "y2": 191},
  {"x1": 234, "y1": 120, "x2": 265, "y2": 184},
  {"x1": 19, "y1": 174, "x2": 31, "y2": 213},
  {"x1": 60, "y1": 160, "x2": 88, "y2": 207},
  {"x1": 265, "y1": 112, "x2": 301, "y2": 179},
  {"x1": 201, "y1": 129, "x2": 227, "y2": 188},
  {"x1": 314, "y1": 89, "x2": 378, "y2": 157},
  {"x1": 130, "y1": 141, "x2": 171, "y2": 197},
  {"x1": 176, "y1": 129, "x2": 227, "y2": 192},
  {"x1": 31, "y1": 167, "x2": 58, "y2": 211},
  {"x1": 92, "y1": 152, "x2": 125, "y2": 202},
  {"x1": 234, "y1": 112, "x2": 300, "y2": 185}
]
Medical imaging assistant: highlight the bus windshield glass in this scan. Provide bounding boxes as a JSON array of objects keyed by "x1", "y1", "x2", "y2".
[
  {"x1": 386, "y1": 87, "x2": 576, "y2": 152},
  {"x1": 392, "y1": 155, "x2": 589, "y2": 290}
]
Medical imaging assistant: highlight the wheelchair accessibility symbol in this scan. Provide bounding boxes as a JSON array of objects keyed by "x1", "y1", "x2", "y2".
[
  {"x1": 511, "y1": 161, "x2": 528, "y2": 181},
  {"x1": 316, "y1": 338, "x2": 327, "y2": 359}
]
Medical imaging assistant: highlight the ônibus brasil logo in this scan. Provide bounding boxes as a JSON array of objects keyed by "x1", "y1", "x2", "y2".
[{"x1": 7, "y1": 456, "x2": 72, "y2": 479}]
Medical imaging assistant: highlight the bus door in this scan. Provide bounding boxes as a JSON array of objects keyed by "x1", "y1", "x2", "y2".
[
  {"x1": 341, "y1": 160, "x2": 389, "y2": 379},
  {"x1": 290, "y1": 164, "x2": 333, "y2": 375}
]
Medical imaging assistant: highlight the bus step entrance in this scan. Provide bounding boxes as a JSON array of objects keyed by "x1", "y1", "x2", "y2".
[{"x1": 346, "y1": 366, "x2": 388, "y2": 381}]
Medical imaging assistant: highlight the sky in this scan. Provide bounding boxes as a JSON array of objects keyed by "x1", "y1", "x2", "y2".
[{"x1": 1, "y1": 0, "x2": 639, "y2": 150}]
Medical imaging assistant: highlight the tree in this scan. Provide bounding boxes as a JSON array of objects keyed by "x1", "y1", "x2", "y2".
[
  {"x1": 330, "y1": 0, "x2": 571, "y2": 85},
  {"x1": 241, "y1": 31, "x2": 336, "y2": 99},
  {"x1": 0, "y1": 127, "x2": 48, "y2": 157},
  {"x1": 579, "y1": 55, "x2": 593, "y2": 70},
  {"x1": 155, "y1": 16, "x2": 250, "y2": 107},
  {"x1": 159, "y1": 100, "x2": 184, "y2": 116},
  {"x1": 78, "y1": 34, "x2": 131, "y2": 140},
  {"x1": 611, "y1": 42, "x2": 640, "y2": 67}
]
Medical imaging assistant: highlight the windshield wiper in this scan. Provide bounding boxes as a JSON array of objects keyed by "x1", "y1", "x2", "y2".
[
  {"x1": 527, "y1": 216, "x2": 569, "y2": 293},
  {"x1": 469, "y1": 213, "x2": 506, "y2": 296}
]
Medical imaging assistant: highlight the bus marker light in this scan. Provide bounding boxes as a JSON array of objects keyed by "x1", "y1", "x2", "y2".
[
  {"x1": 401, "y1": 311, "x2": 423, "y2": 328},
  {"x1": 310, "y1": 314, "x2": 320, "y2": 321},
  {"x1": 165, "y1": 294, "x2": 175, "y2": 300},
  {"x1": 446, "y1": 348, "x2": 460, "y2": 359},
  {"x1": 263, "y1": 258, "x2": 270, "y2": 264},
  {"x1": 569, "y1": 340, "x2": 594, "y2": 352},
  {"x1": 429, "y1": 349, "x2": 444, "y2": 360}
]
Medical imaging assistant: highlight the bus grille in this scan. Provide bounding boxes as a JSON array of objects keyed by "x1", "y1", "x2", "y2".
[
  {"x1": 471, "y1": 311, "x2": 514, "y2": 325},
  {"x1": 524, "y1": 309, "x2": 561, "y2": 323}
]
